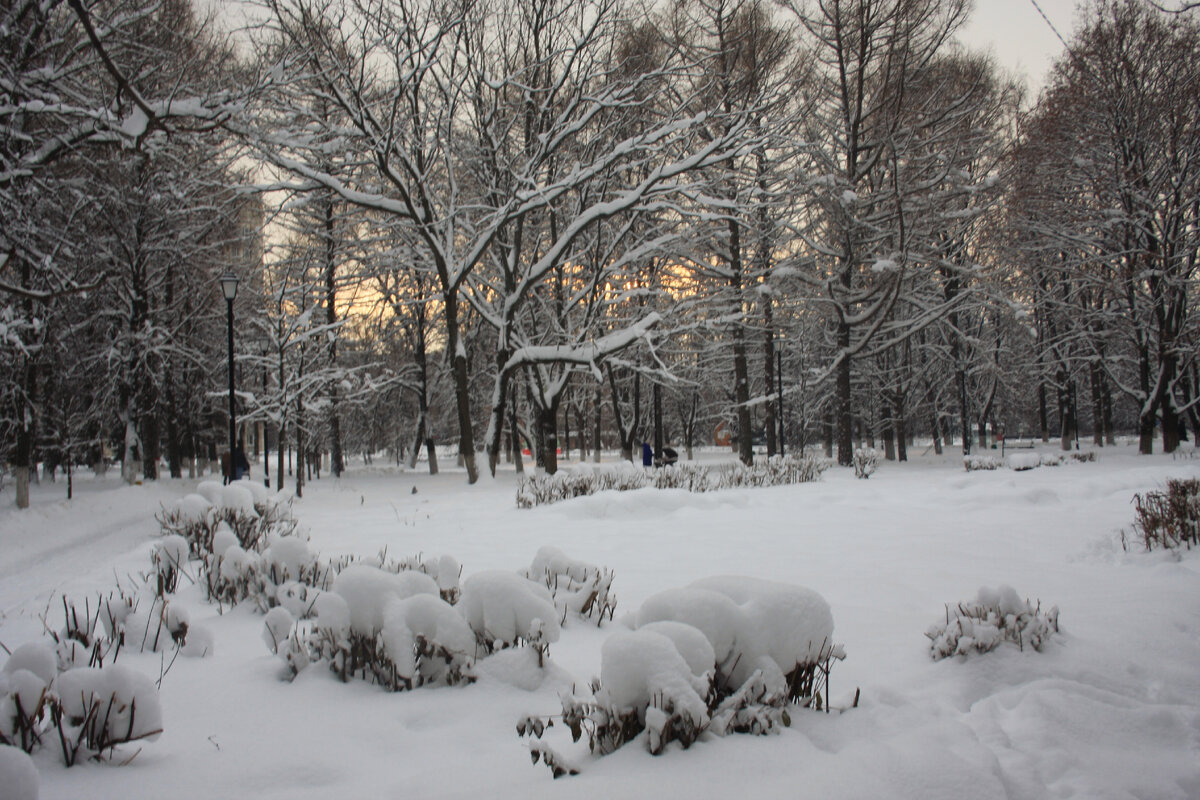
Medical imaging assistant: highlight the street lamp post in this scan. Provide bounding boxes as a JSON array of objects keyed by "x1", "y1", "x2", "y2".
[
  {"x1": 776, "y1": 337, "x2": 785, "y2": 458},
  {"x1": 220, "y1": 273, "x2": 239, "y2": 483}
]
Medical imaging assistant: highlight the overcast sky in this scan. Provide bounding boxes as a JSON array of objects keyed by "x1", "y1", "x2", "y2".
[
  {"x1": 957, "y1": 0, "x2": 1078, "y2": 96},
  {"x1": 207, "y1": 0, "x2": 1083, "y2": 97}
]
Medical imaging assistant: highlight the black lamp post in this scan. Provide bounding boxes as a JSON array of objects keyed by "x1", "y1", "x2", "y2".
[
  {"x1": 220, "y1": 273, "x2": 239, "y2": 483},
  {"x1": 775, "y1": 335, "x2": 785, "y2": 458}
]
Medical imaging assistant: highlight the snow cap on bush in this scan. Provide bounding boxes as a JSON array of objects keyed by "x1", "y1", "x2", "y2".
[
  {"x1": 3, "y1": 643, "x2": 57, "y2": 686},
  {"x1": 197, "y1": 480, "x2": 258, "y2": 516},
  {"x1": 380, "y1": 594, "x2": 476, "y2": 682},
  {"x1": 154, "y1": 535, "x2": 189, "y2": 573},
  {"x1": 330, "y1": 564, "x2": 440, "y2": 635},
  {"x1": 171, "y1": 493, "x2": 213, "y2": 523},
  {"x1": 691, "y1": 576, "x2": 835, "y2": 669},
  {"x1": 0, "y1": 745, "x2": 38, "y2": 800},
  {"x1": 597, "y1": 629, "x2": 709, "y2": 727},
  {"x1": 313, "y1": 592, "x2": 351, "y2": 642},
  {"x1": 636, "y1": 621, "x2": 716, "y2": 678},
  {"x1": 459, "y1": 571, "x2": 560, "y2": 648},
  {"x1": 635, "y1": 586, "x2": 767, "y2": 688},
  {"x1": 265, "y1": 536, "x2": 317, "y2": 583},
  {"x1": 211, "y1": 523, "x2": 239, "y2": 558},
  {"x1": 51, "y1": 664, "x2": 163, "y2": 744}
]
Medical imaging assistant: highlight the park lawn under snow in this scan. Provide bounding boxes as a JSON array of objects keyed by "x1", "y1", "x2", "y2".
[{"x1": 2, "y1": 443, "x2": 1200, "y2": 800}]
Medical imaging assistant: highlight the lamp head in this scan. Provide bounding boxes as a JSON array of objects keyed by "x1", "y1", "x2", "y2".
[{"x1": 219, "y1": 272, "x2": 239, "y2": 301}]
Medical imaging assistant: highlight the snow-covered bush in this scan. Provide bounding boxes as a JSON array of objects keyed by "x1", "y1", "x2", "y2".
[
  {"x1": 459, "y1": 571, "x2": 560, "y2": 664},
  {"x1": 524, "y1": 546, "x2": 616, "y2": 625},
  {"x1": 203, "y1": 543, "x2": 266, "y2": 609},
  {"x1": 324, "y1": 551, "x2": 462, "y2": 604},
  {"x1": 926, "y1": 586, "x2": 1060, "y2": 660},
  {"x1": 0, "y1": 745, "x2": 38, "y2": 800},
  {"x1": 653, "y1": 463, "x2": 712, "y2": 492},
  {"x1": 518, "y1": 576, "x2": 840, "y2": 777},
  {"x1": 1127, "y1": 478, "x2": 1200, "y2": 551},
  {"x1": 1, "y1": 643, "x2": 56, "y2": 752},
  {"x1": 516, "y1": 455, "x2": 829, "y2": 508},
  {"x1": 157, "y1": 481, "x2": 297, "y2": 557},
  {"x1": 153, "y1": 535, "x2": 189, "y2": 595},
  {"x1": 2, "y1": 642, "x2": 164, "y2": 766},
  {"x1": 1008, "y1": 452, "x2": 1065, "y2": 472},
  {"x1": 49, "y1": 664, "x2": 163, "y2": 765},
  {"x1": 276, "y1": 565, "x2": 476, "y2": 691},
  {"x1": 963, "y1": 455, "x2": 1002, "y2": 472},
  {"x1": 691, "y1": 576, "x2": 842, "y2": 706},
  {"x1": 852, "y1": 447, "x2": 879, "y2": 479},
  {"x1": 715, "y1": 455, "x2": 831, "y2": 490},
  {"x1": 1007, "y1": 452, "x2": 1041, "y2": 471}
]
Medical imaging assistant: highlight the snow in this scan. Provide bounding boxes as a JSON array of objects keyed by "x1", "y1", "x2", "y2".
[
  {"x1": 1, "y1": 444, "x2": 1199, "y2": 798},
  {"x1": 329, "y1": 564, "x2": 440, "y2": 634},
  {"x1": 458, "y1": 570, "x2": 561, "y2": 647},
  {"x1": 597, "y1": 629, "x2": 709, "y2": 725},
  {"x1": 0, "y1": 746, "x2": 38, "y2": 800},
  {"x1": 2, "y1": 643, "x2": 56, "y2": 685},
  {"x1": 691, "y1": 575, "x2": 835, "y2": 668},
  {"x1": 51, "y1": 664, "x2": 163, "y2": 742}
]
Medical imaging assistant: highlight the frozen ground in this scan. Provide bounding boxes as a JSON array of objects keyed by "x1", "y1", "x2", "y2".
[{"x1": 2, "y1": 443, "x2": 1199, "y2": 799}]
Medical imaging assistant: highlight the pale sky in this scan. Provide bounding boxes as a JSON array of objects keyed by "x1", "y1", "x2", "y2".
[{"x1": 958, "y1": 0, "x2": 1079, "y2": 97}]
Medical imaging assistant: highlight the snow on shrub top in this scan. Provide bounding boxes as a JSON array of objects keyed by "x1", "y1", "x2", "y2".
[
  {"x1": 458, "y1": 571, "x2": 560, "y2": 647},
  {"x1": 51, "y1": 664, "x2": 163, "y2": 743},
  {"x1": 265, "y1": 536, "x2": 316, "y2": 582},
  {"x1": 3, "y1": 642, "x2": 57, "y2": 685},
  {"x1": 597, "y1": 629, "x2": 709, "y2": 726},
  {"x1": 1007, "y1": 453, "x2": 1041, "y2": 471},
  {"x1": 212, "y1": 524, "x2": 239, "y2": 558},
  {"x1": 637, "y1": 621, "x2": 716, "y2": 678},
  {"x1": 691, "y1": 576, "x2": 835, "y2": 668},
  {"x1": 636, "y1": 586, "x2": 764, "y2": 686},
  {"x1": 313, "y1": 592, "x2": 351, "y2": 641},
  {"x1": 154, "y1": 535, "x2": 189, "y2": 571},
  {"x1": 529, "y1": 545, "x2": 594, "y2": 583},
  {"x1": 975, "y1": 585, "x2": 1025, "y2": 617},
  {"x1": 6, "y1": 670, "x2": 47, "y2": 716},
  {"x1": 380, "y1": 594, "x2": 476, "y2": 681},
  {"x1": 197, "y1": 480, "x2": 258, "y2": 516},
  {"x1": 0, "y1": 745, "x2": 38, "y2": 800},
  {"x1": 171, "y1": 493, "x2": 213, "y2": 522},
  {"x1": 219, "y1": 544, "x2": 259, "y2": 581},
  {"x1": 331, "y1": 564, "x2": 440, "y2": 635}
]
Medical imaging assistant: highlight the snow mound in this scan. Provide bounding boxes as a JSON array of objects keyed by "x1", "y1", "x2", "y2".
[
  {"x1": 636, "y1": 621, "x2": 716, "y2": 678},
  {"x1": 51, "y1": 664, "x2": 163, "y2": 745},
  {"x1": 597, "y1": 629, "x2": 709, "y2": 726},
  {"x1": 691, "y1": 575, "x2": 836, "y2": 669},
  {"x1": 0, "y1": 745, "x2": 38, "y2": 800},
  {"x1": 197, "y1": 480, "x2": 258, "y2": 515},
  {"x1": 331, "y1": 564, "x2": 440, "y2": 635},
  {"x1": 3, "y1": 642, "x2": 57, "y2": 685},
  {"x1": 635, "y1": 586, "x2": 768, "y2": 689},
  {"x1": 380, "y1": 594, "x2": 476, "y2": 683},
  {"x1": 927, "y1": 585, "x2": 1060, "y2": 659},
  {"x1": 459, "y1": 571, "x2": 560, "y2": 648}
]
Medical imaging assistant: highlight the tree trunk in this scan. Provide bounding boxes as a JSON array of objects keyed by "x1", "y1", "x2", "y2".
[
  {"x1": 1090, "y1": 362, "x2": 1105, "y2": 446},
  {"x1": 836, "y1": 335, "x2": 852, "y2": 466},
  {"x1": 535, "y1": 404, "x2": 559, "y2": 474},
  {"x1": 883, "y1": 403, "x2": 896, "y2": 461},
  {"x1": 444, "y1": 291, "x2": 479, "y2": 483},
  {"x1": 592, "y1": 383, "x2": 602, "y2": 464},
  {"x1": 1038, "y1": 382, "x2": 1049, "y2": 442}
]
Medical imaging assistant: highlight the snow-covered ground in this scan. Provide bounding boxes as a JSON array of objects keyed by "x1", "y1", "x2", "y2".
[{"x1": 3, "y1": 443, "x2": 1199, "y2": 800}]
